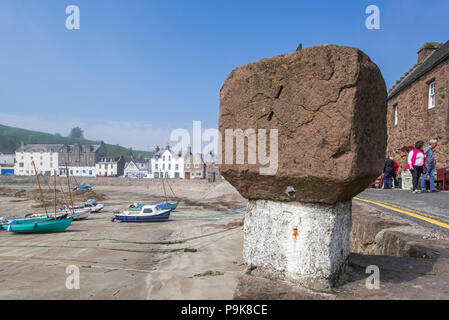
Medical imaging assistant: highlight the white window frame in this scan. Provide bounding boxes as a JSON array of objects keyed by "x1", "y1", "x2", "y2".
[
  {"x1": 428, "y1": 81, "x2": 435, "y2": 109},
  {"x1": 394, "y1": 105, "x2": 398, "y2": 126}
]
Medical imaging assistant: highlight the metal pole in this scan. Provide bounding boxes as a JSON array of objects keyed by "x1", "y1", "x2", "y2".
[{"x1": 65, "y1": 163, "x2": 75, "y2": 214}]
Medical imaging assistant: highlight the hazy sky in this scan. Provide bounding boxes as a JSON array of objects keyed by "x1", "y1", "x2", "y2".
[{"x1": 1, "y1": 0, "x2": 448, "y2": 150}]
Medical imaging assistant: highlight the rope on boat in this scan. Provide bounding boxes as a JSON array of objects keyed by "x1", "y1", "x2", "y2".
[{"x1": 164, "y1": 178, "x2": 177, "y2": 199}]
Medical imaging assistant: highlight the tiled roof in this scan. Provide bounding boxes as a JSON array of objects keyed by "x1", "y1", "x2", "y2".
[{"x1": 388, "y1": 41, "x2": 449, "y2": 99}]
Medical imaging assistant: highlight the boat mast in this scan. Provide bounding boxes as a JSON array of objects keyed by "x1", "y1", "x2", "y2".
[
  {"x1": 65, "y1": 163, "x2": 75, "y2": 214},
  {"x1": 54, "y1": 170, "x2": 57, "y2": 219},
  {"x1": 161, "y1": 172, "x2": 168, "y2": 203},
  {"x1": 32, "y1": 160, "x2": 48, "y2": 217}
]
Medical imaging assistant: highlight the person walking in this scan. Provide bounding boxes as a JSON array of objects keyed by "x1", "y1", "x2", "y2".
[
  {"x1": 392, "y1": 157, "x2": 399, "y2": 188},
  {"x1": 383, "y1": 156, "x2": 395, "y2": 190},
  {"x1": 406, "y1": 141, "x2": 426, "y2": 194},
  {"x1": 421, "y1": 139, "x2": 439, "y2": 193}
]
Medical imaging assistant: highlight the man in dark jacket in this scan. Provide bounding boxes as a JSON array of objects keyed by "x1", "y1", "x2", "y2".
[{"x1": 383, "y1": 156, "x2": 395, "y2": 189}]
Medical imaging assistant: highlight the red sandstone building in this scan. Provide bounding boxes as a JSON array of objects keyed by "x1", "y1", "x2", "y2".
[{"x1": 387, "y1": 41, "x2": 449, "y2": 173}]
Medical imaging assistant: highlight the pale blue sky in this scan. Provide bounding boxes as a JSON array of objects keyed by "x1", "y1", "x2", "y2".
[{"x1": 1, "y1": 0, "x2": 448, "y2": 150}]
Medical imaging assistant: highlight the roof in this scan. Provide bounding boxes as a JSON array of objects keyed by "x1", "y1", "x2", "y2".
[
  {"x1": 16, "y1": 144, "x2": 65, "y2": 153},
  {"x1": 60, "y1": 144, "x2": 103, "y2": 153},
  {"x1": 16, "y1": 143, "x2": 103, "y2": 153},
  {"x1": 97, "y1": 157, "x2": 122, "y2": 163},
  {"x1": 388, "y1": 41, "x2": 449, "y2": 99}
]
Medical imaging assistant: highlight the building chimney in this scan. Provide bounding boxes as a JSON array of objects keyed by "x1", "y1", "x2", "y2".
[{"x1": 418, "y1": 42, "x2": 442, "y2": 64}]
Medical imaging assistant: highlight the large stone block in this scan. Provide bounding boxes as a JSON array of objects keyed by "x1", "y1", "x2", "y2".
[{"x1": 219, "y1": 45, "x2": 387, "y2": 204}]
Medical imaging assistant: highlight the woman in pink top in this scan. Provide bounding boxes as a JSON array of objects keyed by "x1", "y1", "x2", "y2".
[{"x1": 406, "y1": 141, "x2": 426, "y2": 194}]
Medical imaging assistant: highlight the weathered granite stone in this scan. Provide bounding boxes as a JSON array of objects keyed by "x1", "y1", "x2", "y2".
[{"x1": 219, "y1": 45, "x2": 387, "y2": 204}]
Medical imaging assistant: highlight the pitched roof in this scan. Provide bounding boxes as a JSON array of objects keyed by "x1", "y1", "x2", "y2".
[
  {"x1": 16, "y1": 144, "x2": 65, "y2": 153},
  {"x1": 98, "y1": 157, "x2": 122, "y2": 163},
  {"x1": 388, "y1": 41, "x2": 449, "y2": 99},
  {"x1": 16, "y1": 143, "x2": 103, "y2": 153},
  {"x1": 60, "y1": 144, "x2": 103, "y2": 153}
]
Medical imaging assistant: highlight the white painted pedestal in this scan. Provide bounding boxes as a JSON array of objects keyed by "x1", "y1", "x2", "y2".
[{"x1": 243, "y1": 200, "x2": 352, "y2": 291}]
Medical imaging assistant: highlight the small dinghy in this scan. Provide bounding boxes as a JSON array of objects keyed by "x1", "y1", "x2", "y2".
[
  {"x1": 59, "y1": 206, "x2": 91, "y2": 220},
  {"x1": 84, "y1": 199, "x2": 104, "y2": 213},
  {"x1": 113, "y1": 204, "x2": 171, "y2": 223},
  {"x1": 2, "y1": 217, "x2": 73, "y2": 233}
]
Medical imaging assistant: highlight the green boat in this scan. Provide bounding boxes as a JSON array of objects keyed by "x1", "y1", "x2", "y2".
[
  {"x1": 2, "y1": 218, "x2": 73, "y2": 233},
  {"x1": 129, "y1": 202, "x2": 178, "y2": 211},
  {"x1": 9, "y1": 217, "x2": 51, "y2": 224}
]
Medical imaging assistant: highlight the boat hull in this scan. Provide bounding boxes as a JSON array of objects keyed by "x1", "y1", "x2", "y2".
[
  {"x1": 129, "y1": 202, "x2": 178, "y2": 212},
  {"x1": 115, "y1": 211, "x2": 170, "y2": 223},
  {"x1": 2, "y1": 218, "x2": 73, "y2": 233}
]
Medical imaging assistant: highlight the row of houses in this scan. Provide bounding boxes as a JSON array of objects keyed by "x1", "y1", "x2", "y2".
[{"x1": 0, "y1": 142, "x2": 223, "y2": 181}]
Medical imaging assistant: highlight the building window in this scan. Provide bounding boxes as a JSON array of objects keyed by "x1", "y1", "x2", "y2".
[
  {"x1": 163, "y1": 156, "x2": 165, "y2": 161},
  {"x1": 194, "y1": 163, "x2": 199, "y2": 168},
  {"x1": 394, "y1": 105, "x2": 398, "y2": 126},
  {"x1": 168, "y1": 164, "x2": 171, "y2": 170},
  {"x1": 186, "y1": 163, "x2": 190, "y2": 168},
  {"x1": 428, "y1": 81, "x2": 435, "y2": 109},
  {"x1": 155, "y1": 164, "x2": 158, "y2": 170},
  {"x1": 19, "y1": 162, "x2": 24, "y2": 167},
  {"x1": 175, "y1": 164, "x2": 179, "y2": 170},
  {"x1": 196, "y1": 171, "x2": 201, "y2": 176}
]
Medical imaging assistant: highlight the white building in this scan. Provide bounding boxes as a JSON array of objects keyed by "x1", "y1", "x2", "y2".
[
  {"x1": 150, "y1": 145, "x2": 184, "y2": 179},
  {"x1": 96, "y1": 156, "x2": 125, "y2": 177},
  {"x1": 0, "y1": 153, "x2": 15, "y2": 165},
  {"x1": 15, "y1": 144, "x2": 61, "y2": 176},
  {"x1": 124, "y1": 157, "x2": 150, "y2": 178},
  {"x1": 59, "y1": 166, "x2": 96, "y2": 177}
]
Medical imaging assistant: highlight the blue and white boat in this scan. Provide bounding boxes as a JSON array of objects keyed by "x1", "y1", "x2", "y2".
[{"x1": 113, "y1": 204, "x2": 171, "y2": 223}]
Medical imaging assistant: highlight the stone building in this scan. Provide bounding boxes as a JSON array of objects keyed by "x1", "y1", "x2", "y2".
[
  {"x1": 387, "y1": 41, "x2": 449, "y2": 172},
  {"x1": 183, "y1": 146, "x2": 206, "y2": 180},
  {"x1": 58, "y1": 141, "x2": 106, "y2": 167}
]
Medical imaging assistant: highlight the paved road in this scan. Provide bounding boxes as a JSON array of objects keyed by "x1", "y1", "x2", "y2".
[{"x1": 356, "y1": 189, "x2": 449, "y2": 233}]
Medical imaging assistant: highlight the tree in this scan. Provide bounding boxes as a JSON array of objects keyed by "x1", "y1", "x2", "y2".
[{"x1": 69, "y1": 127, "x2": 84, "y2": 139}]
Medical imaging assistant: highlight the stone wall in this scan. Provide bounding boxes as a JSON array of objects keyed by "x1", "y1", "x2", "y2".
[{"x1": 387, "y1": 59, "x2": 449, "y2": 172}]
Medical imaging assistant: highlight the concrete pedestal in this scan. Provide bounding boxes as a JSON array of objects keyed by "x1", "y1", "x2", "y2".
[{"x1": 243, "y1": 200, "x2": 352, "y2": 291}]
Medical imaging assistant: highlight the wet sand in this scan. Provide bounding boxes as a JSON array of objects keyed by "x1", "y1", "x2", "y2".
[{"x1": 0, "y1": 180, "x2": 247, "y2": 299}]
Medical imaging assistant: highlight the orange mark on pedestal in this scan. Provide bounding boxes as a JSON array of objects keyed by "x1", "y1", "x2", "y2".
[
  {"x1": 293, "y1": 227, "x2": 299, "y2": 241},
  {"x1": 292, "y1": 227, "x2": 299, "y2": 252}
]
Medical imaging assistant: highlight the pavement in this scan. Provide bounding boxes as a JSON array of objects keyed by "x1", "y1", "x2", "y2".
[{"x1": 356, "y1": 189, "x2": 449, "y2": 235}]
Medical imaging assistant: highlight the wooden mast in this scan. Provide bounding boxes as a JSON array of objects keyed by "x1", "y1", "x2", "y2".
[
  {"x1": 54, "y1": 170, "x2": 57, "y2": 218},
  {"x1": 32, "y1": 160, "x2": 48, "y2": 217},
  {"x1": 161, "y1": 172, "x2": 168, "y2": 203},
  {"x1": 65, "y1": 163, "x2": 75, "y2": 214}
]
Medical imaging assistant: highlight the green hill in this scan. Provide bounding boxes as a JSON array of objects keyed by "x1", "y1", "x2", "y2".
[{"x1": 0, "y1": 124, "x2": 154, "y2": 158}]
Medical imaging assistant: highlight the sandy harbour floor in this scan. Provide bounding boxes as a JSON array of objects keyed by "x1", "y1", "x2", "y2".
[{"x1": 0, "y1": 180, "x2": 248, "y2": 300}]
